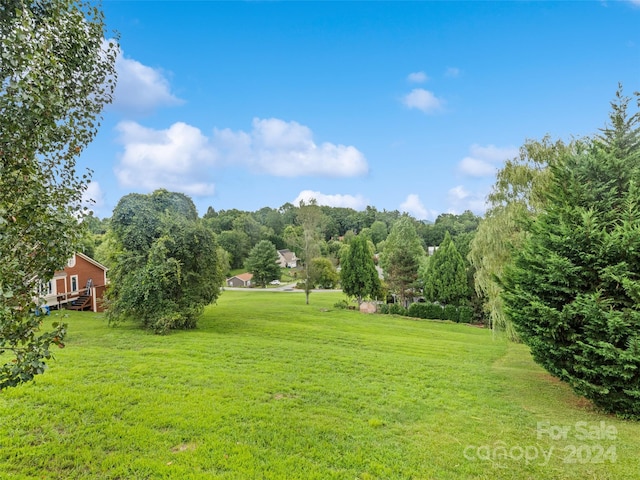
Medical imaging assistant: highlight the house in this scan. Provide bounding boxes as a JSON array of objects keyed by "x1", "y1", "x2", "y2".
[
  {"x1": 277, "y1": 249, "x2": 298, "y2": 268},
  {"x1": 226, "y1": 272, "x2": 253, "y2": 288},
  {"x1": 41, "y1": 252, "x2": 109, "y2": 312}
]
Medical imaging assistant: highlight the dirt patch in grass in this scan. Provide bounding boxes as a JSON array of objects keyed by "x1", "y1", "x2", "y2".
[{"x1": 171, "y1": 442, "x2": 197, "y2": 453}]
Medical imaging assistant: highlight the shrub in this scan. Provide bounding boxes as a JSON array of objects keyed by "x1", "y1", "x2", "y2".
[
  {"x1": 388, "y1": 304, "x2": 408, "y2": 316},
  {"x1": 458, "y1": 306, "x2": 474, "y2": 324},
  {"x1": 333, "y1": 299, "x2": 350, "y2": 310},
  {"x1": 424, "y1": 302, "x2": 444, "y2": 320},
  {"x1": 443, "y1": 304, "x2": 459, "y2": 323},
  {"x1": 408, "y1": 302, "x2": 427, "y2": 319}
]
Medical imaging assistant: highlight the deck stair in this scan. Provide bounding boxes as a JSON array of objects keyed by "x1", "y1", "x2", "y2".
[{"x1": 67, "y1": 295, "x2": 91, "y2": 311}]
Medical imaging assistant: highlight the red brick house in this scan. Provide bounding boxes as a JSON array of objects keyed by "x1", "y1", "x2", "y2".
[{"x1": 42, "y1": 252, "x2": 108, "y2": 312}]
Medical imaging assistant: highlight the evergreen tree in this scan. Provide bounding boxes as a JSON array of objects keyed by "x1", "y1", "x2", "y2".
[
  {"x1": 380, "y1": 216, "x2": 425, "y2": 305},
  {"x1": 423, "y1": 232, "x2": 470, "y2": 305},
  {"x1": 502, "y1": 89, "x2": 640, "y2": 418},
  {"x1": 385, "y1": 247, "x2": 420, "y2": 307},
  {"x1": 340, "y1": 234, "x2": 381, "y2": 305},
  {"x1": 245, "y1": 240, "x2": 280, "y2": 288}
]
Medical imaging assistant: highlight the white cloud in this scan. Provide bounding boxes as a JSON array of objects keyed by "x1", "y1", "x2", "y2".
[
  {"x1": 214, "y1": 117, "x2": 369, "y2": 177},
  {"x1": 109, "y1": 41, "x2": 183, "y2": 114},
  {"x1": 447, "y1": 186, "x2": 488, "y2": 214},
  {"x1": 402, "y1": 88, "x2": 444, "y2": 114},
  {"x1": 82, "y1": 181, "x2": 105, "y2": 208},
  {"x1": 293, "y1": 190, "x2": 368, "y2": 210},
  {"x1": 400, "y1": 194, "x2": 437, "y2": 221},
  {"x1": 407, "y1": 71, "x2": 428, "y2": 83},
  {"x1": 113, "y1": 117, "x2": 368, "y2": 197},
  {"x1": 445, "y1": 67, "x2": 461, "y2": 78},
  {"x1": 458, "y1": 157, "x2": 498, "y2": 177},
  {"x1": 457, "y1": 144, "x2": 518, "y2": 177},
  {"x1": 115, "y1": 121, "x2": 217, "y2": 196}
]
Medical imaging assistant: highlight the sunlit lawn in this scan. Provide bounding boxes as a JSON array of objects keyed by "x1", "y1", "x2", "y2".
[{"x1": 0, "y1": 290, "x2": 638, "y2": 479}]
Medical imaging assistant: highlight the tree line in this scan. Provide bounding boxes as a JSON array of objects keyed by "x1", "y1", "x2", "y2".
[{"x1": 86, "y1": 194, "x2": 482, "y2": 320}]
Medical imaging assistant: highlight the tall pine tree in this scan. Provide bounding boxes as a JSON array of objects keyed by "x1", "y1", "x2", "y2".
[
  {"x1": 423, "y1": 232, "x2": 470, "y2": 306},
  {"x1": 502, "y1": 88, "x2": 640, "y2": 418},
  {"x1": 340, "y1": 234, "x2": 381, "y2": 305}
]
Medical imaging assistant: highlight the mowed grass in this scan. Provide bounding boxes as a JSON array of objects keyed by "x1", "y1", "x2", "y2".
[{"x1": 1, "y1": 291, "x2": 639, "y2": 479}]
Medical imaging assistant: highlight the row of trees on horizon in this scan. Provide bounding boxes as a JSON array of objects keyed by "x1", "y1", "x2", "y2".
[{"x1": 91, "y1": 193, "x2": 483, "y2": 329}]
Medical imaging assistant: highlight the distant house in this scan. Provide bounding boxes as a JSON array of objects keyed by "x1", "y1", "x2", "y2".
[
  {"x1": 227, "y1": 272, "x2": 254, "y2": 288},
  {"x1": 277, "y1": 249, "x2": 298, "y2": 268},
  {"x1": 42, "y1": 252, "x2": 108, "y2": 312}
]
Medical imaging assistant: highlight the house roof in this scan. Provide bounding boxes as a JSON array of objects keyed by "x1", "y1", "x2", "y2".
[
  {"x1": 277, "y1": 249, "x2": 297, "y2": 261},
  {"x1": 229, "y1": 272, "x2": 253, "y2": 282},
  {"x1": 54, "y1": 252, "x2": 108, "y2": 276},
  {"x1": 75, "y1": 252, "x2": 109, "y2": 271}
]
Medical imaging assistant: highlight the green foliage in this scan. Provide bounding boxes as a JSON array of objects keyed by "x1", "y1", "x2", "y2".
[
  {"x1": 443, "y1": 304, "x2": 459, "y2": 323},
  {"x1": 418, "y1": 210, "x2": 481, "y2": 247},
  {"x1": 333, "y1": 299, "x2": 351, "y2": 309},
  {"x1": 387, "y1": 303, "x2": 408, "y2": 316},
  {"x1": 502, "y1": 89, "x2": 640, "y2": 418},
  {"x1": 309, "y1": 257, "x2": 339, "y2": 289},
  {"x1": 405, "y1": 302, "x2": 472, "y2": 323},
  {"x1": 369, "y1": 220, "x2": 388, "y2": 246},
  {"x1": 288, "y1": 200, "x2": 325, "y2": 304},
  {"x1": 0, "y1": 0, "x2": 116, "y2": 388},
  {"x1": 380, "y1": 216, "x2": 425, "y2": 306},
  {"x1": 469, "y1": 136, "x2": 574, "y2": 340},
  {"x1": 107, "y1": 191, "x2": 223, "y2": 333},
  {"x1": 423, "y1": 232, "x2": 470, "y2": 306},
  {"x1": 425, "y1": 302, "x2": 445, "y2": 320},
  {"x1": 407, "y1": 302, "x2": 445, "y2": 320},
  {"x1": 245, "y1": 240, "x2": 280, "y2": 288},
  {"x1": 458, "y1": 306, "x2": 474, "y2": 324},
  {"x1": 217, "y1": 229, "x2": 250, "y2": 269},
  {"x1": 340, "y1": 234, "x2": 381, "y2": 304}
]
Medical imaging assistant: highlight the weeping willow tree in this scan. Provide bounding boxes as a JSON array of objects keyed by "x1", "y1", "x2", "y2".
[{"x1": 469, "y1": 137, "x2": 577, "y2": 340}]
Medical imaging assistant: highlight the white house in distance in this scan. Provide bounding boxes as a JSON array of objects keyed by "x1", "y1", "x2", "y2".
[{"x1": 277, "y1": 249, "x2": 298, "y2": 268}]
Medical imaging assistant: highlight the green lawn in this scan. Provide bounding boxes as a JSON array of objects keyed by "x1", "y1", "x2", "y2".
[{"x1": 1, "y1": 290, "x2": 638, "y2": 479}]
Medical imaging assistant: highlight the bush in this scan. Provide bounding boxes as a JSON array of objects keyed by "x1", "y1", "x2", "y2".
[
  {"x1": 408, "y1": 302, "x2": 442, "y2": 319},
  {"x1": 388, "y1": 304, "x2": 408, "y2": 316},
  {"x1": 443, "y1": 304, "x2": 459, "y2": 323},
  {"x1": 333, "y1": 299, "x2": 350, "y2": 310},
  {"x1": 378, "y1": 304, "x2": 390, "y2": 314},
  {"x1": 408, "y1": 302, "x2": 427, "y2": 319},
  {"x1": 425, "y1": 302, "x2": 444, "y2": 320},
  {"x1": 458, "y1": 306, "x2": 473, "y2": 324}
]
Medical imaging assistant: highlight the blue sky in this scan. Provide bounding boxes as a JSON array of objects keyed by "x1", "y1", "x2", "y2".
[{"x1": 81, "y1": 1, "x2": 640, "y2": 219}]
